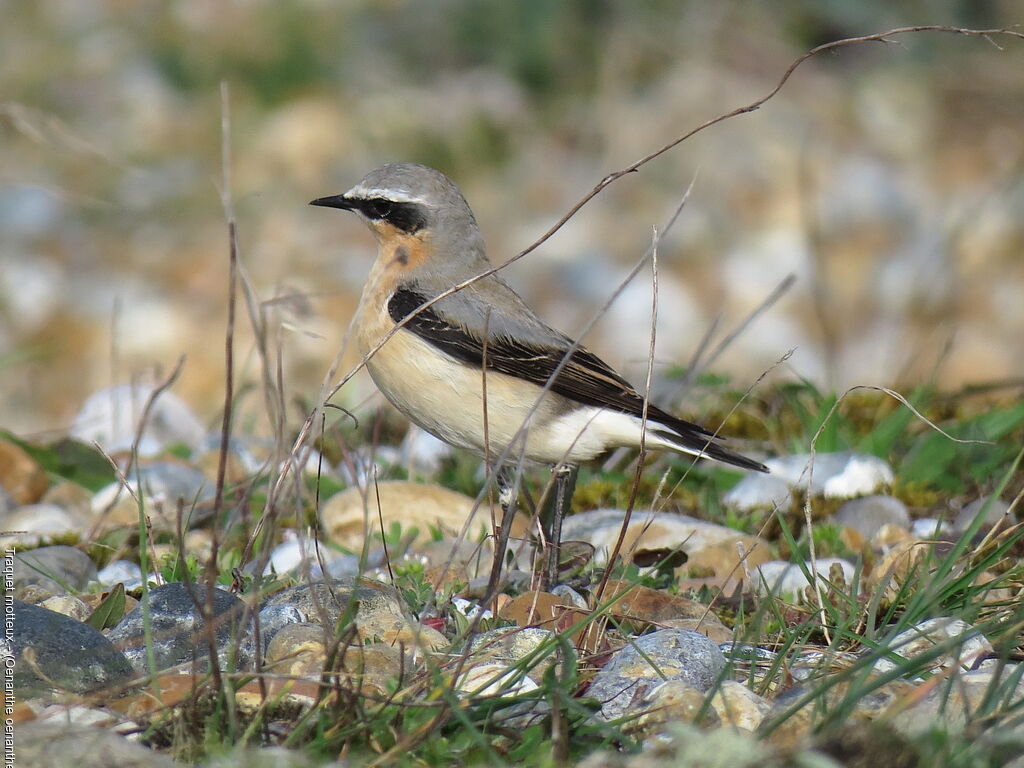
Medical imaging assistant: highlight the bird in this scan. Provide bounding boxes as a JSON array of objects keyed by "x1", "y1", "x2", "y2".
[{"x1": 311, "y1": 162, "x2": 768, "y2": 586}]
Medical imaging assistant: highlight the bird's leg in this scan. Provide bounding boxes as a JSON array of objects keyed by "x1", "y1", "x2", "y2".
[
  {"x1": 482, "y1": 465, "x2": 520, "y2": 608},
  {"x1": 541, "y1": 463, "x2": 578, "y2": 591}
]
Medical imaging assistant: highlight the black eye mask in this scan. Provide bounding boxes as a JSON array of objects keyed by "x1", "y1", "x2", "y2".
[
  {"x1": 361, "y1": 198, "x2": 428, "y2": 234},
  {"x1": 310, "y1": 193, "x2": 429, "y2": 234}
]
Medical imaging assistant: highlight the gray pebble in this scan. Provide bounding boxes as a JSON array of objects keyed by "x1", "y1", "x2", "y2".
[
  {"x1": 721, "y1": 643, "x2": 778, "y2": 663},
  {"x1": 550, "y1": 584, "x2": 588, "y2": 609},
  {"x1": 202, "y1": 745, "x2": 346, "y2": 768},
  {"x1": 0, "y1": 487, "x2": 15, "y2": 517},
  {"x1": 872, "y1": 617, "x2": 992, "y2": 677},
  {"x1": 97, "y1": 559, "x2": 144, "y2": 590},
  {"x1": 5, "y1": 599, "x2": 133, "y2": 695},
  {"x1": 586, "y1": 629, "x2": 726, "y2": 721},
  {"x1": 834, "y1": 495, "x2": 910, "y2": 539},
  {"x1": 256, "y1": 604, "x2": 306, "y2": 651},
  {"x1": 260, "y1": 579, "x2": 404, "y2": 629},
  {"x1": 1, "y1": 503, "x2": 82, "y2": 546},
  {"x1": 764, "y1": 451, "x2": 893, "y2": 498},
  {"x1": 468, "y1": 626, "x2": 573, "y2": 685},
  {"x1": 911, "y1": 517, "x2": 953, "y2": 538},
  {"x1": 890, "y1": 666, "x2": 1024, "y2": 738},
  {"x1": 70, "y1": 383, "x2": 206, "y2": 457},
  {"x1": 108, "y1": 582, "x2": 253, "y2": 674},
  {"x1": 955, "y1": 496, "x2": 1012, "y2": 532},
  {"x1": 722, "y1": 473, "x2": 792, "y2": 511},
  {"x1": 752, "y1": 558, "x2": 856, "y2": 600},
  {"x1": 14, "y1": 721, "x2": 177, "y2": 768},
  {"x1": 13, "y1": 545, "x2": 97, "y2": 592}
]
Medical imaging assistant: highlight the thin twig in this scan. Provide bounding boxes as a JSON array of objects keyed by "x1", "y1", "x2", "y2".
[
  {"x1": 481, "y1": 308, "x2": 496, "y2": 537},
  {"x1": 671, "y1": 273, "x2": 797, "y2": 400},
  {"x1": 593, "y1": 188, "x2": 689, "y2": 608}
]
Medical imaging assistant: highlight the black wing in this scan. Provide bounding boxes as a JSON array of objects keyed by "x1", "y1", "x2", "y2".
[{"x1": 388, "y1": 288, "x2": 768, "y2": 472}]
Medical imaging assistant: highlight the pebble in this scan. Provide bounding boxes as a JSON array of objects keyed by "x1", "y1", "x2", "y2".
[
  {"x1": 32, "y1": 703, "x2": 122, "y2": 729},
  {"x1": 709, "y1": 680, "x2": 773, "y2": 731},
  {"x1": 263, "y1": 622, "x2": 330, "y2": 678},
  {"x1": 866, "y1": 522, "x2": 911, "y2": 550},
  {"x1": 321, "y1": 481, "x2": 491, "y2": 549},
  {"x1": 597, "y1": 580, "x2": 733, "y2": 643},
  {"x1": 256, "y1": 604, "x2": 306, "y2": 651},
  {"x1": 753, "y1": 558, "x2": 856, "y2": 600},
  {"x1": 788, "y1": 649, "x2": 859, "y2": 682},
  {"x1": 254, "y1": 539, "x2": 379, "y2": 581},
  {"x1": 461, "y1": 569, "x2": 532, "y2": 600},
  {"x1": 259, "y1": 579, "x2": 405, "y2": 634},
  {"x1": 586, "y1": 629, "x2": 727, "y2": 721},
  {"x1": 108, "y1": 582, "x2": 253, "y2": 673},
  {"x1": 0, "y1": 503, "x2": 83, "y2": 547},
  {"x1": 195, "y1": 435, "x2": 273, "y2": 476},
  {"x1": 12, "y1": 545, "x2": 97, "y2": 592},
  {"x1": 766, "y1": 677, "x2": 918, "y2": 750},
  {"x1": 451, "y1": 596, "x2": 492, "y2": 621},
  {"x1": 5, "y1": 599, "x2": 134, "y2": 695},
  {"x1": 467, "y1": 626, "x2": 571, "y2": 685},
  {"x1": 69, "y1": 383, "x2": 206, "y2": 456},
  {"x1": 456, "y1": 662, "x2": 539, "y2": 697},
  {"x1": 97, "y1": 560, "x2": 144, "y2": 590},
  {"x1": 39, "y1": 593, "x2": 91, "y2": 622},
  {"x1": 579, "y1": 722, "x2": 769, "y2": 767},
  {"x1": 263, "y1": 622, "x2": 404, "y2": 694},
  {"x1": 954, "y1": 495, "x2": 1013, "y2": 532},
  {"x1": 722, "y1": 473, "x2": 792, "y2": 512},
  {"x1": 0, "y1": 487, "x2": 14, "y2": 518},
  {"x1": 833, "y1": 495, "x2": 910, "y2": 539},
  {"x1": 323, "y1": 552, "x2": 366, "y2": 579},
  {"x1": 911, "y1": 517, "x2": 953, "y2": 538},
  {"x1": 872, "y1": 617, "x2": 993, "y2": 676},
  {"x1": 13, "y1": 721, "x2": 178, "y2": 768},
  {"x1": 203, "y1": 745, "x2": 347, "y2": 768},
  {"x1": 90, "y1": 461, "x2": 214, "y2": 530},
  {"x1": 335, "y1": 642, "x2": 407, "y2": 695},
  {"x1": 455, "y1": 661, "x2": 548, "y2": 729},
  {"x1": 0, "y1": 437, "x2": 48, "y2": 504},
  {"x1": 41, "y1": 480, "x2": 97, "y2": 517},
  {"x1": 764, "y1": 452, "x2": 894, "y2": 498},
  {"x1": 889, "y1": 665, "x2": 1024, "y2": 738},
  {"x1": 623, "y1": 679, "x2": 718, "y2": 739},
  {"x1": 258, "y1": 578, "x2": 415, "y2": 654},
  {"x1": 400, "y1": 426, "x2": 454, "y2": 474},
  {"x1": 721, "y1": 643, "x2": 778, "y2": 664},
  {"x1": 355, "y1": 608, "x2": 448, "y2": 653},
  {"x1": 866, "y1": 538, "x2": 939, "y2": 600},
  {"x1": 550, "y1": 584, "x2": 589, "y2": 610},
  {"x1": 560, "y1": 509, "x2": 768, "y2": 569},
  {"x1": 262, "y1": 529, "x2": 338, "y2": 577},
  {"x1": 417, "y1": 537, "x2": 494, "y2": 584}
]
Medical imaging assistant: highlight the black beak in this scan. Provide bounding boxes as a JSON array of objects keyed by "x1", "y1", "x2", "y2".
[{"x1": 309, "y1": 194, "x2": 356, "y2": 210}]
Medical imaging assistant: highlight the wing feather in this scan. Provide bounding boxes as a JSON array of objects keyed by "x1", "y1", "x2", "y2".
[{"x1": 388, "y1": 287, "x2": 767, "y2": 472}]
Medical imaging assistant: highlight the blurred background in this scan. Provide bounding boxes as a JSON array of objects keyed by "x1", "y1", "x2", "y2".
[{"x1": 2, "y1": 0, "x2": 1022, "y2": 440}]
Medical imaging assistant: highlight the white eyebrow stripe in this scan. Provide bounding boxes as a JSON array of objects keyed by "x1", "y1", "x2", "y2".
[{"x1": 344, "y1": 185, "x2": 428, "y2": 205}]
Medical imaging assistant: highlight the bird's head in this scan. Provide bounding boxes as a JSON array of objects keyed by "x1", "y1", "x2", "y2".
[{"x1": 310, "y1": 162, "x2": 482, "y2": 247}]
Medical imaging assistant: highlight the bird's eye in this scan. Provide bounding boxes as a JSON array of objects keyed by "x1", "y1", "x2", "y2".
[{"x1": 366, "y1": 199, "x2": 393, "y2": 219}]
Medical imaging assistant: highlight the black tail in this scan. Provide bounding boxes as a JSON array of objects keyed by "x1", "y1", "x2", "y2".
[{"x1": 647, "y1": 405, "x2": 769, "y2": 473}]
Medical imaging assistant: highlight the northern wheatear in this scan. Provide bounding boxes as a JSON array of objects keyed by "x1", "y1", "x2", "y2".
[{"x1": 312, "y1": 163, "x2": 767, "y2": 584}]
